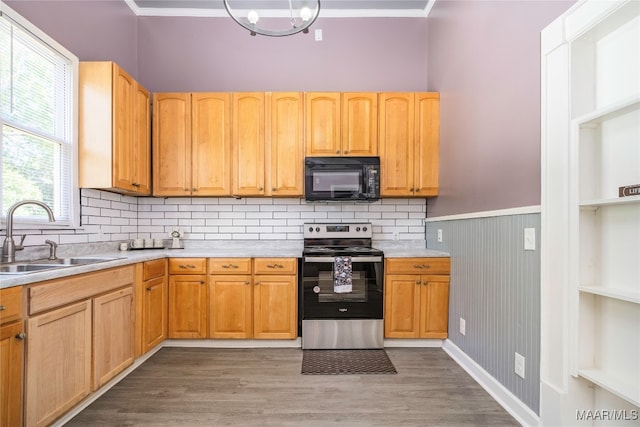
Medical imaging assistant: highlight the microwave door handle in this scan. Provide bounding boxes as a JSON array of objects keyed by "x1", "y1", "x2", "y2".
[{"x1": 304, "y1": 256, "x2": 383, "y2": 263}]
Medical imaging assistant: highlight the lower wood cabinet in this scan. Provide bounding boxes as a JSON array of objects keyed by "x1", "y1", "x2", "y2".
[
  {"x1": 384, "y1": 257, "x2": 450, "y2": 339},
  {"x1": 24, "y1": 266, "x2": 135, "y2": 427},
  {"x1": 168, "y1": 258, "x2": 208, "y2": 338},
  {"x1": 0, "y1": 286, "x2": 25, "y2": 427},
  {"x1": 137, "y1": 259, "x2": 168, "y2": 354}
]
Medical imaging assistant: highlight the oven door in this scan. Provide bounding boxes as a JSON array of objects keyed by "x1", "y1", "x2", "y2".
[{"x1": 302, "y1": 255, "x2": 383, "y2": 319}]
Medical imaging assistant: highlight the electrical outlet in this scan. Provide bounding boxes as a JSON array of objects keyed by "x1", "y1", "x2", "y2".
[
  {"x1": 524, "y1": 228, "x2": 536, "y2": 251},
  {"x1": 393, "y1": 232, "x2": 399, "y2": 241},
  {"x1": 459, "y1": 318, "x2": 466, "y2": 336},
  {"x1": 515, "y1": 352, "x2": 525, "y2": 378},
  {"x1": 315, "y1": 29, "x2": 323, "y2": 41},
  {"x1": 437, "y1": 229, "x2": 443, "y2": 243}
]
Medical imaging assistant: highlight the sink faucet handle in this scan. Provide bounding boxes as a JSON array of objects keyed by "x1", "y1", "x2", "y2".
[
  {"x1": 45, "y1": 239, "x2": 58, "y2": 260},
  {"x1": 15, "y1": 235, "x2": 26, "y2": 250}
]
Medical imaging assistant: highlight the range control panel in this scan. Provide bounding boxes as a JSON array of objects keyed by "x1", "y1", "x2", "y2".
[{"x1": 303, "y1": 223, "x2": 372, "y2": 239}]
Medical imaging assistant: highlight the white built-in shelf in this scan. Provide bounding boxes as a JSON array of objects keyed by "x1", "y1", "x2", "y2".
[
  {"x1": 573, "y1": 95, "x2": 640, "y2": 126},
  {"x1": 579, "y1": 286, "x2": 640, "y2": 304},
  {"x1": 578, "y1": 369, "x2": 640, "y2": 407},
  {"x1": 579, "y1": 195, "x2": 640, "y2": 208}
]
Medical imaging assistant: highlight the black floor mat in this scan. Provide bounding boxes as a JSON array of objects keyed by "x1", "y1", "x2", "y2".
[{"x1": 301, "y1": 349, "x2": 397, "y2": 375}]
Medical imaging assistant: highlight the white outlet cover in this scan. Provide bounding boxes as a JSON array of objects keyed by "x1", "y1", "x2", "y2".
[
  {"x1": 515, "y1": 352, "x2": 525, "y2": 379},
  {"x1": 459, "y1": 317, "x2": 466, "y2": 335},
  {"x1": 524, "y1": 228, "x2": 535, "y2": 251},
  {"x1": 437, "y1": 229, "x2": 443, "y2": 243},
  {"x1": 315, "y1": 29, "x2": 323, "y2": 41}
]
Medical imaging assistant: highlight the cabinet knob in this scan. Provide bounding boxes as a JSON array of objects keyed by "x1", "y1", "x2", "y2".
[
  {"x1": 0, "y1": 305, "x2": 5, "y2": 311},
  {"x1": 272, "y1": 188, "x2": 276, "y2": 191},
  {"x1": 416, "y1": 280, "x2": 421, "y2": 285},
  {"x1": 192, "y1": 188, "x2": 197, "y2": 192},
  {"x1": 410, "y1": 188, "x2": 414, "y2": 192},
  {"x1": 336, "y1": 150, "x2": 340, "y2": 154},
  {"x1": 146, "y1": 287, "x2": 152, "y2": 291},
  {"x1": 344, "y1": 150, "x2": 349, "y2": 154},
  {"x1": 258, "y1": 187, "x2": 263, "y2": 191},
  {"x1": 15, "y1": 332, "x2": 26, "y2": 340},
  {"x1": 255, "y1": 281, "x2": 260, "y2": 285},
  {"x1": 416, "y1": 188, "x2": 421, "y2": 192},
  {"x1": 245, "y1": 281, "x2": 250, "y2": 285},
  {"x1": 132, "y1": 182, "x2": 140, "y2": 187},
  {"x1": 200, "y1": 281, "x2": 205, "y2": 285},
  {"x1": 423, "y1": 281, "x2": 429, "y2": 286}
]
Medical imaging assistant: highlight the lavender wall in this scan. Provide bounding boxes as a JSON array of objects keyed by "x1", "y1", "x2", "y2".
[
  {"x1": 426, "y1": 0, "x2": 575, "y2": 217},
  {"x1": 5, "y1": 0, "x2": 138, "y2": 78},
  {"x1": 137, "y1": 16, "x2": 428, "y2": 93}
]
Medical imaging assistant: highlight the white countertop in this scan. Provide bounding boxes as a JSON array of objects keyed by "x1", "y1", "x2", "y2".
[{"x1": 1, "y1": 240, "x2": 449, "y2": 289}]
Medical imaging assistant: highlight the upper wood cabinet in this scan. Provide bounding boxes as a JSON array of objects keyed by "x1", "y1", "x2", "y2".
[
  {"x1": 79, "y1": 61, "x2": 151, "y2": 195},
  {"x1": 379, "y1": 92, "x2": 439, "y2": 197},
  {"x1": 305, "y1": 92, "x2": 378, "y2": 157},
  {"x1": 153, "y1": 93, "x2": 232, "y2": 196},
  {"x1": 232, "y1": 92, "x2": 266, "y2": 196},
  {"x1": 267, "y1": 92, "x2": 304, "y2": 196}
]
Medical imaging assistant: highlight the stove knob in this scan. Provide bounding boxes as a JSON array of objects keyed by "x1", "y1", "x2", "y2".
[
  {"x1": 313, "y1": 286, "x2": 321, "y2": 294},
  {"x1": 315, "y1": 227, "x2": 320, "y2": 232},
  {"x1": 308, "y1": 227, "x2": 313, "y2": 232},
  {"x1": 363, "y1": 226, "x2": 368, "y2": 232},
  {"x1": 356, "y1": 227, "x2": 361, "y2": 232}
]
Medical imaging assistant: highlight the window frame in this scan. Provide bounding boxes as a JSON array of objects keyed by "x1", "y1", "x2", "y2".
[{"x1": 0, "y1": 1, "x2": 80, "y2": 230}]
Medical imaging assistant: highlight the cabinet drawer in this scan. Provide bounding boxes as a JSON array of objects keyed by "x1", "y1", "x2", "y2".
[
  {"x1": 168, "y1": 258, "x2": 207, "y2": 274},
  {"x1": 0, "y1": 286, "x2": 22, "y2": 325},
  {"x1": 143, "y1": 259, "x2": 166, "y2": 281},
  {"x1": 385, "y1": 257, "x2": 450, "y2": 275},
  {"x1": 253, "y1": 258, "x2": 297, "y2": 275},
  {"x1": 209, "y1": 258, "x2": 252, "y2": 275}
]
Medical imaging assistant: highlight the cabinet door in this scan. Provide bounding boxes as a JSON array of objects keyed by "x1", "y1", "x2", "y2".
[
  {"x1": 25, "y1": 300, "x2": 92, "y2": 427},
  {"x1": 267, "y1": 92, "x2": 304, "y2": 196},
  {"x1": 384, "y1": 274, "x2": 421, "y2": 338},
  {"x1": 208, "y1": 275, "x2": 252, "y2": 339},
  {"x1": 0, "y1": 322, "x2": 23, "y2": 427},
  {"x1": 153, "y1": 93, "x2": 192, "y2": 196},
  {"x1": 253, "y1": 275, "x2": 297, "y2": 339},
  {"x1": 379, "y1": 93, "x2": 415, "y2": 196},
  {"x1": 168, "y1": 275, "x2": 207, "y2": 338},
  {"x1": 232, "y1": 92, "x2": 265, "y2": 195},
  {"x1": 132, "y1": 82, "x2": 151, "y2": 195},
  {"x1": 413, "y1": 93, "x2": 439, "y2": 197},
  {"x1": 93, "y1": 287, "x2": 134, "y2": 389},
  {"x1": 192, "y1": 93, "x2": 232, "y2": 196},
  {"x1": 419, "y1": 276, "x2": 449, "y2": 339},
  {"x1": 342, "y1": 92, "x2": 378, "y2": 156},
  {"x1": 142, "y1": 276, "x2": 167, "y2": 353},
  {"x1": 112, "y1": 64, "x2": 135, "y2": 192},
  {"x1": 305, "y1": 92, "x2": 341, "y2": 156}
]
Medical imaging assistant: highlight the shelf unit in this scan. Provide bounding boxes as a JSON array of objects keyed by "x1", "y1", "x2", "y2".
[{"x1": 569, "y1": 1, "x2": 640, "y2": 408}]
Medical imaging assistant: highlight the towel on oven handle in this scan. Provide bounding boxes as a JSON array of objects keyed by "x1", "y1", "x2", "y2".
[{"x1": 334, "y1": 256, "x2": 353, "y2": 293}]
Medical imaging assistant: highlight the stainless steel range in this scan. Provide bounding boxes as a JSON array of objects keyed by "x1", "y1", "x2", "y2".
[{"x1": 301, "y1": 223, "x2": 384, "y2": 349}]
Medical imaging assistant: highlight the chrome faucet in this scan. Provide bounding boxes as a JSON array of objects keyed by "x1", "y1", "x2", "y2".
[{"x1": 2, "y1": 200, "x2": 56, "y2": 263}]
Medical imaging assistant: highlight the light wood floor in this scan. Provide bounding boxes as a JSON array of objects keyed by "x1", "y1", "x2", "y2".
[{"x1": 66, "y1": 347, "x2": 519, "y2": 426}]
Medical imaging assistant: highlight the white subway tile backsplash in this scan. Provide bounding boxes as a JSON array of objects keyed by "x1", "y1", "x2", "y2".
[{"x1": 15, "y1": 190, "x2": 426, "y2": 254}]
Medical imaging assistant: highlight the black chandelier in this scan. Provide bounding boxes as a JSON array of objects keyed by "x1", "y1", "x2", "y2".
[{"x1": 223, "y1": 0, "x2": 321, "y2": 37}]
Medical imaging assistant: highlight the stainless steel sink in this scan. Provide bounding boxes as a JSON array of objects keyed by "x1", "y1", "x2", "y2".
[
  {"x1": 0, "y1": 263, "x2": 68, "y2": 274},
  {"x1": 37, "y1": 257, "x2": 122, "y2": 266},
  {"x1": 0, "y1": 257, "x2": 123, "y2": 275}
]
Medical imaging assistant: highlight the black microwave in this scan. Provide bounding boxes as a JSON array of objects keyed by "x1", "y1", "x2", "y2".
[{"x1": 304, "y1": 157, "x2": 380, "y2": 201}]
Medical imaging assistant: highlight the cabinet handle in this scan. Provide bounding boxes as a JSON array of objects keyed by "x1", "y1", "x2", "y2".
[
  {"x1": 200, "y1": 281, "x2": 205, "y2": 285},
  {"x1": 416, "y1": 280, "x2": 421, "y2": 285},
  {"x1": 267, "y1": 263, "x2": 283, "y2": 269},
  {"x1": 222, "y1": 264, "x2": 239, "y2": 269},
  {"x1": 413, "y1": 264, "x2": 423, "y2": 269},
  {"x1": 132, "y1": 182, "x2": 140, "y2": 187},
  {"x1": 188, "y1": 264, "x2": 196, "y2": 269},
  {"x1": 255, "y1": 281, "x2": 260, "y2": 285},
  {"x1": 244, "y1": 281, "x2": 250, "y2": 285},
  {"x1": 0, "y1": 305, "x2": 5, "y2": 311},
  {"x1": 422, "y1": 264, "x2": 431, "y2": 269},
  {"x1": 15, "y1": 332, "x2": 26, "y2": 340},
  {"x1": 416, "y1": 188, "x2": 421, "y2": 192},
  {"x1": 180, "y1": 264, "x2": 196, "y2": 269}
]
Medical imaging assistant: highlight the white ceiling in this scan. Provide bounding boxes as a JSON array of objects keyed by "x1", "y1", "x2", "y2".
[{"x1": 125, "y1": 0, "x2": 436, "y2": 18}]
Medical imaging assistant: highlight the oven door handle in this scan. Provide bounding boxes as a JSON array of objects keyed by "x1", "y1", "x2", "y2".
[{"x1": 304, "y1": 256, "x2": 383, "y2": 263}]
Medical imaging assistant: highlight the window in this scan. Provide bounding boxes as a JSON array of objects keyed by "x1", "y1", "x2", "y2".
[{"x1": 0, "y1": 4, "x2": 78, "y2": 226}]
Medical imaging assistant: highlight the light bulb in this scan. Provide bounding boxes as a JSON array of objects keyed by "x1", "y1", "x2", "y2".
[
  {"x1": 247, "y1": 10, "x2": 259, "y2": 25},
  {"x1": 300, "y1": 7, "x2": 312, "y2": 22}
]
